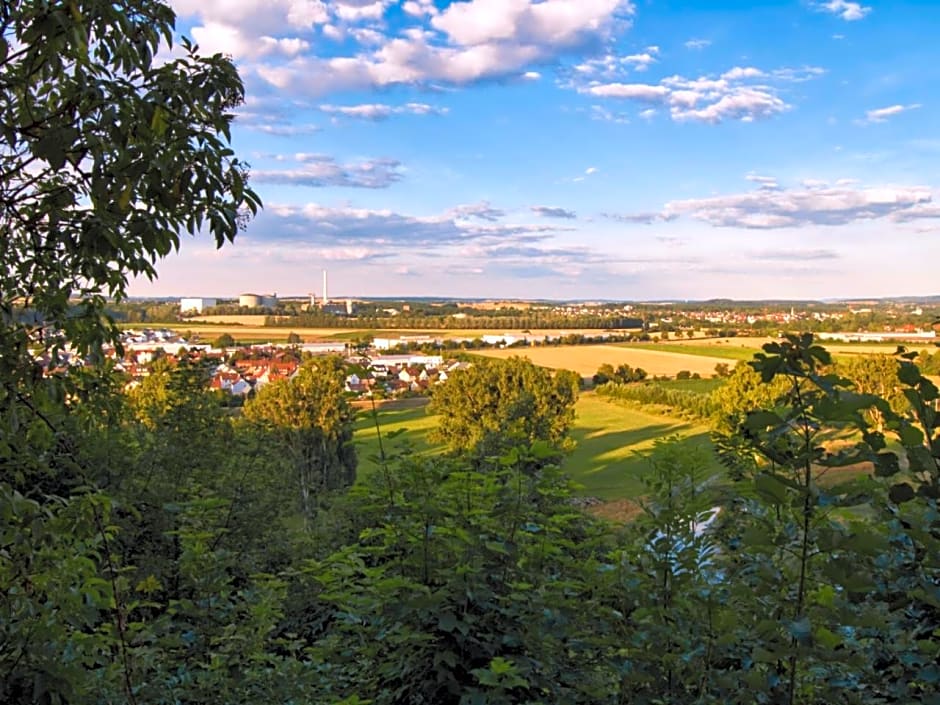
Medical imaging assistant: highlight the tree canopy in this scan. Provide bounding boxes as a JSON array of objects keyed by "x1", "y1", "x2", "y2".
[
  {"x1": 0, "y1": 0, "x2": 260, "y2": 362},
  {"x1": 429, "y1": 356, "x2": 579, "y2": 462}
]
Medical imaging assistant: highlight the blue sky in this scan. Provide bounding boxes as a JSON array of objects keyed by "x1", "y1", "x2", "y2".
[{"x1": 130, "y1": 0, "x2": 940, "y2": 301}]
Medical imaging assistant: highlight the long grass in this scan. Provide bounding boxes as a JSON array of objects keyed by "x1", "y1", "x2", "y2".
[{"x1": 353, "y1": 392, "x2": 722, "y2": 501}]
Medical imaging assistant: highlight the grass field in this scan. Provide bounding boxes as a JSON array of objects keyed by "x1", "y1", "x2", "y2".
[
  {"x1": 624, "y1": 341, "x2": 761, "y2": 361},
  {"x1": 473, "y1": 345, "x2": 731, "y2": 378},
  {"x1": 353, "y1": 393, "x2": 720, "y2": 501}
]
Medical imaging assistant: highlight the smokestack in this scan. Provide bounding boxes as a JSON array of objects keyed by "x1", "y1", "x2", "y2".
[{"x1": 322, "y1": 269, "x2": 328, "y2": 305}]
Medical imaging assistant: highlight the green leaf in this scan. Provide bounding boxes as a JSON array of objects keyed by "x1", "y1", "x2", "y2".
[
  {"x1": 754, "y1": 472, "x2": 791, "y2": 505},
  {"x1": 888, "y1": 482, "x2": 915, "y2": 504},
  {"x1": 815, "y1": 626, "x2": 842, "y2": 649},
  {"x1": 873, "y1": 453, "x2": 900, "y2": 477},
  {"x1": 898, "y1": 361, "x2": 922, "y2": 386}
]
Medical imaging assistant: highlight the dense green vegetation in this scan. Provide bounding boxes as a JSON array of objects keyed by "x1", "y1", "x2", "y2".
[
  {"x1": 3, "y1": 4, "x2": 939, "y2": 704},
  {"x1": 354, "y1": 395, "x2": 716, "y2": 500}
]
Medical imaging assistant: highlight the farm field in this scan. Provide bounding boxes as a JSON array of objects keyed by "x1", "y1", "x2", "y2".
[
  {"x1": 353, "y1": 393, "x2": 719, "y2": 501},
  {"x1": 652, "y1": 335, "x2": 936, "y2": 358},
  {"x1": 139, "y1": 320, "x2": 641, "y2": 344},
  {"x1": 623, "y1": 341, "x2": 761, "y2": 361},
  {"x1": 473, "y1": 344, "x2": 731, "y2": 378}
]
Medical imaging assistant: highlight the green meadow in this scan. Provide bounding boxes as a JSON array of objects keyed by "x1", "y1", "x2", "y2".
[
  {"x1": 620, "y1": 342, "x2": 760, "y2": 361},
  {"x1": 353, "y1": 392, "x2": 720, "y2": 501}
]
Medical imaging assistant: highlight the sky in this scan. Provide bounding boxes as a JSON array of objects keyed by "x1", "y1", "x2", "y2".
[{"x1": 129, "y1": 0, "x2": 940, "y2": 301}]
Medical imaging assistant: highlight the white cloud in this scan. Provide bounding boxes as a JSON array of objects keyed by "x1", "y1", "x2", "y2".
[
  {"x1": 402, "y1": 0, "x2": 438, "y2": 17},
  {"x1": 251, "y1": 0, "x2": 634, "y2": 94},
  {"x1": 576, "y1": 64, "x2": 822, "y2": 123},
  {"x1": 254, "y1": 202, "x2": 570, "y2": 254},
  {"x1": 816, "y1": 1, "x2": 871, "y2": 21},
  {"x1": 684, "y1": 38, "x2": 711, "y2": 50},
  {"x1": 587, "y1": 82, "x2": 669, "y2": 100},
  {"x1": 861, "y1": 104, "x2": 922, "y2": 124},
  {"x1": 430, "y1": 0, "x2": 632, "y2": 48},
  {"x1": 449, "y1": 201, "x2": 506, "y2": 222},
  {"x1": 531, "y1": 205, "x2": 578, "y2": 219},
  {"x1": 319, "y1": 102, "x2": 448, "y2": 120},
  {"x1": 746, "y1": 174, "x2": 780, "y2": 190},
  {"x1": 623, "y1": 46, "x2": 659, "y2": 71},
  {"x1": 253, "y1": 154, "x2": 404, "y2": 188},
  {"x1": 578, "y1": 67, "x2": 808, "y2": 123},
  {"x1": 632, "y1": 178, "x2": 939, "y2": 229},
  {"x1": 721, "y1": 66, "x2": 764, "y2": 80}
]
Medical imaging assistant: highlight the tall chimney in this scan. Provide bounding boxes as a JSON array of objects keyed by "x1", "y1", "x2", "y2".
[{"x1": 322, "y1": 269, "x2": 328, "y2": 305}]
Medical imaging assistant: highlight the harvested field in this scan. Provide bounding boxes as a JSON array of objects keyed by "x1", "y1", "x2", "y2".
[{"x1": 473, "y1": 344, "x2": 731, "y2": 378}]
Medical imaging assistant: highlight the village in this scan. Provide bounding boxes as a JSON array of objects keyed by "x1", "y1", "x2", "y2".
[{"x1": 76, "y1": 328, "x2": 475, "y2": 402}]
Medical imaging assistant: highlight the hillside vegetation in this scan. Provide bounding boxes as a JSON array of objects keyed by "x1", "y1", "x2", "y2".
[{"x1": 3, "y1": 4, "x2": 939, "y2": 704}]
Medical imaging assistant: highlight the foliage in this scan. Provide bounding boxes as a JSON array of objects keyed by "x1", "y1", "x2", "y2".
[
  {"x1": 214, "y1": 332, "x2": 236, "y2": 348},
  {"x1": 243, "y1": 357, "x2": 357, "y2": 520},
  {"x1": 429, "y1": 356, "x2": 579, "y2": 465},
  {"x1": 596, "y1": 380, "x2": 716, "y2": 421},
  {"x1": 296, "y1": 447, "x2": 616, "y2": 705},
  {"x1": 593, "y1": 362, "x2": 648, "y2": 386},
  {"x1": 0, "y1": 0, "x2": 259, "y2": 361}
]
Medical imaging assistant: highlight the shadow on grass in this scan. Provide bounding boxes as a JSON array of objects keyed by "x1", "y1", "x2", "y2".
[
  {"x1": 565, "y1": 430, "x2": 718, "y2": 499},
  {"x1": 570, "y1": 422, "x2": 685, "y2": 450}
]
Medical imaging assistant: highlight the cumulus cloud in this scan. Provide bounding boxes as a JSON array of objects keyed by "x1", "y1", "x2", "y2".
[
  {"x1": 250, "y1": 0, "x2": 635, "y2": 94},
  {"x1": 249, "y1": 202, "x2": 575, "y2": 268},
  {"x1": 531, "y1": 205, "x2": 578, "y2": 219},
  {"x1": 815, "y1": 0, "x2": 871, "y2": 21},
  {"x1": 318, "y1": 102, "x2": 449, "y2": 120},
  {"x1": 252, "y1": 154, "x2": 404, "y2": 188},
  {"x1": 574, "y1": 64, "x2": 823, "y2": 123},
  {"x1": 628, "y1": 178, "x2": 940, "y2": 229},
  {"x1": 449, "y1": 201, "x2": 507, "y2": 222},
  {"x1": 402, "y1": 0, "x2": 438, "y2": 18},
  {"x1": 746, "y1": 174, "x2": 780, "y2": 190},
  {"x1": 190, "y1": 22, "x2": 311, "y2": 59},
  {"x1": 861, "y1": 104, "x2": 921, "y2": 124}
]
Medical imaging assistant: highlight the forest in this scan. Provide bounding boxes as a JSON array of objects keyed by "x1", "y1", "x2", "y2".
[{"x1": 2, "y1": 2, "x2": 939, "y2": 704}]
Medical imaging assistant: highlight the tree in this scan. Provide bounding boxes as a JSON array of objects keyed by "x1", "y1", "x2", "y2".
[
  {"x1": 0, "y1": 4, "x2": 260, "y2": 701},
  {"x1": 0, "y1": 0, "x2": 260, "y2": 364},
  {"x1": 213, "y1": 332, "x2": 235, "y2": 348},
  {"x1": 243, "y1": 357, "x2": 356, "y2": 521},
  {"x1": 286, "y1": 331, "x2": 303, "y2": 344},
  {"x1": 838, "y1": 354, "x2": 907, "y2": 431},
  {"x1": 593, "y1": 362, "x2": 615, "y2": 386},
  {"x1": 429, "y1": 357, "x2": 579, "y2": 463}
]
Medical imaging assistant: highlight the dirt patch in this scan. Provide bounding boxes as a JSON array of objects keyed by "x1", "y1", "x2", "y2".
[
  {"x1": 586, "y1": 498, "x2": 644, "y2": 523},
  {"x1": 350, "y1": 397, "x2": 430, "y2": 411}
]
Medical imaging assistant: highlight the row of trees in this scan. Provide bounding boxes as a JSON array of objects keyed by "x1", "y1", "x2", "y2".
[{"x1": 265, "y1": 313, "x2": 644, "y2": 330}]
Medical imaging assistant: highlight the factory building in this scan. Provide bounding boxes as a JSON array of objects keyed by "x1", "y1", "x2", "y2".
[
  {"x1": 179, "y1": 297, "x2": 216, "y2": 313},
  {"x1": 238, "y1": 293, "x2": 278, "y2": 308}
]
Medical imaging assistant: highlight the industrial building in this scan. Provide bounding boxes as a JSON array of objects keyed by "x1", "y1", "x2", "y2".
[
  {"x1": 179, "y1": 297, "x2": 216, "y2": 313},
  {"x1": 238, "y1": 293, "x2": 278, "y2": 308}
]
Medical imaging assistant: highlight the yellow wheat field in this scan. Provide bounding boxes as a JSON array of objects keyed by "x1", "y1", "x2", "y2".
[{"x1": 473, "y1": 345, "x2": 731, "y2": 377}]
